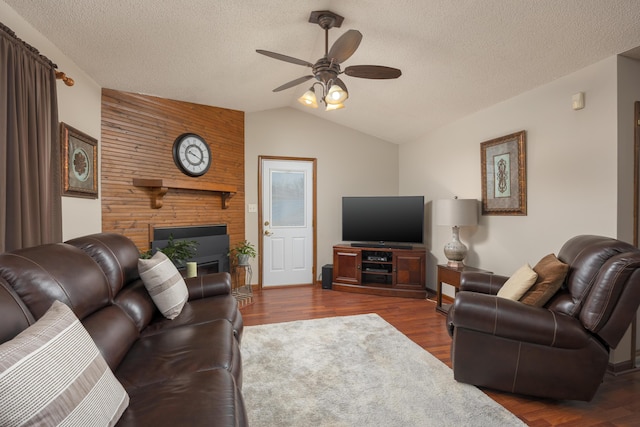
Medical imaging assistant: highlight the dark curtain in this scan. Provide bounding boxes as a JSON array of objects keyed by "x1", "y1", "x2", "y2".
[{"x1": 0, "y1": 23, "x2": 62, "y2": 252}]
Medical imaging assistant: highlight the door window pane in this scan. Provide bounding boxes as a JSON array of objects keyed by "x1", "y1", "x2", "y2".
[{"x1": 271, "y1": 171, "x2": 305, "y2": 227}]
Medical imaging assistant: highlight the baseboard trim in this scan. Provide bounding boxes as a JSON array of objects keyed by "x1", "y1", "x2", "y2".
[
  {"x1": 441, "y1": 294, "x2": 454, "y2": 304},
  {"x1": 260, "y1": 283, "x2": 315, "y2": 290},
  {"x1": 607, "y1": 360, "x2": 639, "y2": 375}
]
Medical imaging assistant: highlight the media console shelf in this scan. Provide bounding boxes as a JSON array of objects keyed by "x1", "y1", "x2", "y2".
[{"x1": 332, "y1": 244, "x2": 427, "y2": 299}]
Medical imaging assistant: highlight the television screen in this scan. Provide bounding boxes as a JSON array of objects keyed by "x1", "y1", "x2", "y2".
[{"x1": 342, "y1": 196, "x2": 425, "y2": 246}]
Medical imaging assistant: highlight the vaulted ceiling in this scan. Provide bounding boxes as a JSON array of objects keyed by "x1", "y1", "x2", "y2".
[{"x1": 5, "y1": 0, "x2": 640, "y2": 144}]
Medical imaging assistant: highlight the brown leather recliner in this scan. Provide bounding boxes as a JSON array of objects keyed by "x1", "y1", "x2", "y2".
[{"x1": 447, "y1": 235, "x2": 640, "y2": 401}]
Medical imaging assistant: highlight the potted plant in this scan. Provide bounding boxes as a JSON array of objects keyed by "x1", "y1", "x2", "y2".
[
  {"x1": 140, "y1": 234, "x2": 198, "y2": 268},
  {"x1": 230, "y1": 240, "x2": 257, "y2": 266}
]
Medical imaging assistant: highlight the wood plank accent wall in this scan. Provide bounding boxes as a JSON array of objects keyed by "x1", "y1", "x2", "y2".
[{"x1": 101, "y1": 88, "x2": 245, "y2": 252}]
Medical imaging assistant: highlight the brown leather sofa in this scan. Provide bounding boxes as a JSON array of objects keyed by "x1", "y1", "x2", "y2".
[
  {"x1": 447, "y1": 235, "x2": 640, "y2": 401},
  {"x1": 0, "y1": 232, "x2": 247, "y2": 426}
]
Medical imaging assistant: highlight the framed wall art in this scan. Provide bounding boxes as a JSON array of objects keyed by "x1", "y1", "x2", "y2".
[
  {"x1": 480, "y1": 130, "x2": 526, "y2": 215},
  {"x1": 61, "y1": 122, "x2": 98, "y2": 198}
]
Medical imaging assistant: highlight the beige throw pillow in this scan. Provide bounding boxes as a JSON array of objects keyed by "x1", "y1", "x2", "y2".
[
  {"x1": 497, "y1": 263, "x2": 538, "y2": 300},
  {"x1": 0, "y1": 301, "x2": 129, "y2": 427},
  {"x1": 138, "y1": 251, "x2": 189, "y2": 319},
  {"x1": 520, "y1": 253, "x2": 569, "y2": 307}
]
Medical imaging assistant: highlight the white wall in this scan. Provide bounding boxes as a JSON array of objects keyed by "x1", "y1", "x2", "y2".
[
  {"x1": 401, "y1": 56, "x2": 620, "y2": 292},
  {"x1": 402, "y1": 55, "x2": 640, "y2": 366},
  {"x1": 1, "y1": 1, "x2": 103, "y2": 240},
  {"x1": 245, "y1": 107, "x2": 399, "y2": 281}
]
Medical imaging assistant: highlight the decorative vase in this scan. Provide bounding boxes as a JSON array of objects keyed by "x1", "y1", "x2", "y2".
[
  {"x1": 444, "y1": 225, "x2": 467, "y2": 268},
  {"x1": 238, "y1": 254, "x2": 250, "y2": 266}
]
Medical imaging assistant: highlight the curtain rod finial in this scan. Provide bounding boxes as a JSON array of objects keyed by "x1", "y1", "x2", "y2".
[{"x1": 55, "y1": 71, "x2": 74, "y2": 86}]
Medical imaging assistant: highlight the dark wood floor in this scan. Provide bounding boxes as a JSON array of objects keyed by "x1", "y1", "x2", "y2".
[{"x1": 240, "y1": 285, "x2": 640, "y2": 427}]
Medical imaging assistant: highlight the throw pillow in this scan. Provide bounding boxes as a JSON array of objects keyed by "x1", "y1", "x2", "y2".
[
  {"x1": 520, "y1": 253, "x2": 569, "y2": 307},
  {"x1": 138, "y1": 250, "x2": 189, "y2": 319},
  {"x1": 0, "y1": 300, "x2": 129, "y2": 427},
  {"x1": 497, "y1": 263, "x2": 538, "y2": 300}
]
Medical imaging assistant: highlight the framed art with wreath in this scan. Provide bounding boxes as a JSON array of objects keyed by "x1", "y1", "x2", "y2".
[
  {"x1": 61, "y1": 122, "x2": 98, "y2": 199},
  {"x1": 480, "y1": 130, "x2": 527, "y2": 215}
]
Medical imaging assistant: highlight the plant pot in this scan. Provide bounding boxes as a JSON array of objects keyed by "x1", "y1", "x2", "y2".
[{"x1": 237, "y1": 254, "x2": 251, "y2": 266}]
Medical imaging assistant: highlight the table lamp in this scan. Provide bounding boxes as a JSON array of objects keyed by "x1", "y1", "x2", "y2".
[{"x1": 436, "y1": 197, "x2": 478, "y2": 268}]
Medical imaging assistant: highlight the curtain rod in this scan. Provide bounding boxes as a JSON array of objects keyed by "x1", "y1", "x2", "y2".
[{"x1": 1, "y1": 22, "x2": 74, "y2": 87}]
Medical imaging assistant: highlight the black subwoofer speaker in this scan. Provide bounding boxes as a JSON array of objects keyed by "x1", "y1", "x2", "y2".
[{"x1": 322, "y1": 264, "x2": 333, "y2": 289}]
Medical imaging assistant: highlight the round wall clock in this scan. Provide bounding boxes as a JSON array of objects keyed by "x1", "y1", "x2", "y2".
[{"x1": 172, "y1": 133, "x2": 211, "y2": 177}]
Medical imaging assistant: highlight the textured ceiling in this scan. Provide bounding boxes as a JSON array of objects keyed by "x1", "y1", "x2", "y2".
[{"x1": 5, "y1": 0, "x2": 640, "y2": 144}]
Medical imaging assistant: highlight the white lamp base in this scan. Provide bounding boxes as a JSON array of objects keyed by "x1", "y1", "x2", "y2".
[{"x1": 443, "y1": 226, "x2": 468, "y2": 268}]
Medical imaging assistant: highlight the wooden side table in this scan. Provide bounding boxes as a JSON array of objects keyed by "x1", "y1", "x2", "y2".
[{"x1": 436, "y1": 264, "x2": 491, "y2": 314}]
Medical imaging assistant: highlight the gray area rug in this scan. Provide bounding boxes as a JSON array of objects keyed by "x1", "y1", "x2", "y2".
[{"x1": 241, "y1": 313, "x2": 526, "y2": 427}]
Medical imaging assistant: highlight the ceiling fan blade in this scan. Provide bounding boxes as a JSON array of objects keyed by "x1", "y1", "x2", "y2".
[
  {"x1": 273, "y1": 75, "x2": 314, "y2": 92},
  {"x1": 327, "y1": 29, "x2": 362, "y2": 63},
  {"x1": 344, "y1": 65, "x2": 402, "y2": 79},
  {"x1": 256, "y1": 49, "x2": 313, "y2": 67}
]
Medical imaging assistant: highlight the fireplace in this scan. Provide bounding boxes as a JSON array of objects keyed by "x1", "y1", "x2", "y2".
[{"x1": 151, "y1": 224, "x2": 229, "y2": 274}]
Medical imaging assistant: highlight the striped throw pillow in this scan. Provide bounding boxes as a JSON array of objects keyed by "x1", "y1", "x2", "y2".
[
  {"x1": 0, "y1": 300, "x2": 129, "y2": 427},
  {"x1": 138, "y1": 251, "x2": 189, "y2": 319}
]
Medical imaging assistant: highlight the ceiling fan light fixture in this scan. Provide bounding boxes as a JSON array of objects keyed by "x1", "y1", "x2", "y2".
[
  {"x1": 258, "y1": 10, "x2": 401, "y2": 112},
  {"x1": 325, "y1": 83, "x2": 348, "y2": 104},
  {"x1": 298, "y1": 88, "x2": 319, "y2": 108},
  {"x1": 325, "y1": 102, "x2": 345, "y2": 111}
]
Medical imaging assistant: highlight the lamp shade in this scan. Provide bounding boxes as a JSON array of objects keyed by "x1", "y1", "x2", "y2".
[
  {"x1": 297, "y1": 88, "x2": 318, "y2": 108},
  {"x1": 326, "y1": 84, "x2": 348, "y2": 104},
  {"x1": 436, "y1": 198, "x2": 478, "y2": 227},
  {"x1": 325, "y1": 102, "x2": 345, "y2": 111}
]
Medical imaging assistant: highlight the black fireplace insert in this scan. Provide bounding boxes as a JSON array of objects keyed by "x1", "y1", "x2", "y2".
[{"x1": 151, "y1": 224, "x2": 229, "y2": 274}]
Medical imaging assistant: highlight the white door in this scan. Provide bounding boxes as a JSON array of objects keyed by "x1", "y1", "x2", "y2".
[{"x1": 260, "y1": 157, "x2": 315, "y2": 287}]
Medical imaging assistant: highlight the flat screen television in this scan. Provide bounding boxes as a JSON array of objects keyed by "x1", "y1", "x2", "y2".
[{"x1": 342, "y1": 196, "x2": 425, "y2": 248}]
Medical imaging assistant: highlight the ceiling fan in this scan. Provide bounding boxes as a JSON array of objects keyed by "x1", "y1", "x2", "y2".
[{"x1": 256, "y1": 10, "x2": 402, "y2": 110}]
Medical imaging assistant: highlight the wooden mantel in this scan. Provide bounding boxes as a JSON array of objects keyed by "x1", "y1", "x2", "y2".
[{"x1": 132, "y1": 178, "x2": 237, "y2": 209}]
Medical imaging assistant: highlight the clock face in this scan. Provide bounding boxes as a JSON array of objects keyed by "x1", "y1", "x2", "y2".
[{"x1": 172, "y1": 133, "x2": 211, "y2": 177}]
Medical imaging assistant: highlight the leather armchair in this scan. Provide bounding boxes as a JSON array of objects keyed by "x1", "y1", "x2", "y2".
[{"x1": 447, "y1": 235, "x2": 640, "y2": 401}]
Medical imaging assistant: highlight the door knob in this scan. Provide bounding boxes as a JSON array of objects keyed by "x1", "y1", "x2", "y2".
[{"x1": 264, "y1": 230, "x2": 273, "y2": 236}]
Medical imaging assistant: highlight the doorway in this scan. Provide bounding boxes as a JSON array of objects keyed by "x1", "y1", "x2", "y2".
[{"x1": 259, "y1": 156, "x2": 316, "y2": 287}]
